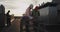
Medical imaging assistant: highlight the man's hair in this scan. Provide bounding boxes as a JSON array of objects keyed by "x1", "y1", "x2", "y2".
[{"x1": 29, "y1": 4, "x2": 33, "y2": 9}]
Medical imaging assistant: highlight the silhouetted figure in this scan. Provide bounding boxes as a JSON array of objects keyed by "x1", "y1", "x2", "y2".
[
  {"x1": 6, "y1": 10, "x2": 11, "y2": 27},
  {"x1": 0, "y1": 4, "x2": 5, "y2": 32},
  {"x1": 20, "y1": 14, "x2": 30, "y2": 32}
]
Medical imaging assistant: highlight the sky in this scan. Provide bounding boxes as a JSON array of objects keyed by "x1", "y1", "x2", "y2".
[{"x1": 0, "y1": 0, "x2": 52, "y2": 16}]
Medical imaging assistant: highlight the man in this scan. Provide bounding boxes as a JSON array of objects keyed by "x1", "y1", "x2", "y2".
[
  {"x1": 31, "y1": 6, "x2": 40, "y2": 32},
  {"x1": 6, "y1": 10, "x2": 11, "y2": 27}
]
